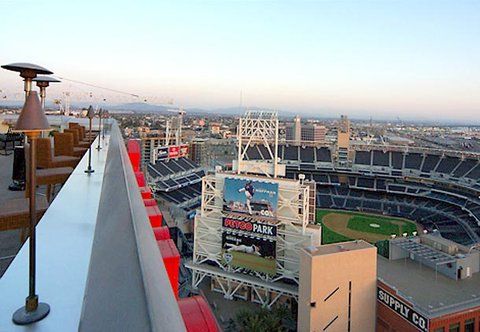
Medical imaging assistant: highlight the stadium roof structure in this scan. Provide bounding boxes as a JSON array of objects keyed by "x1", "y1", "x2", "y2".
[
  {"x1": 390, "y1": 238, "x2": 457, "y2": 267},
  {"x1": 377, "y1": 255, "x2": 480, "y2": 318}
]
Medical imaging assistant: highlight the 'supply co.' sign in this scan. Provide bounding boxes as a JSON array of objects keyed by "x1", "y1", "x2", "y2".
[{"x1": 377, "y1": 287, "x2": 429, "y2": 332}]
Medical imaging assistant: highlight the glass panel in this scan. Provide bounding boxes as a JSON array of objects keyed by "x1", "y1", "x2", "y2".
[
  {"x1": 448, "y1": 323, "x2": 460, "y2": 332},
  {"x1": 464, "y1": 318, "x2": 474, "y2": 332}
]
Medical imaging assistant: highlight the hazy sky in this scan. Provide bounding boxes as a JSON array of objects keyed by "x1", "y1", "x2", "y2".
[{"x1": 1, "y1": 0, "x2": 479, "y2": 120}]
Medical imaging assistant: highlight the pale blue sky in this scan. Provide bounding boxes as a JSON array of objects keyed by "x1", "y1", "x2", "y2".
[{"x1": 1, "y1": 0, "x2": 479, "y2": 120}]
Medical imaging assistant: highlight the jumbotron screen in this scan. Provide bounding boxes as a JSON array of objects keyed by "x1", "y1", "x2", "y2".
[
  {"x1": 223, "y1": 178, "x2": 278, "y2": 219},
  {"x1": 221, "y1": 177, "x2": 279, "y2": 275}
]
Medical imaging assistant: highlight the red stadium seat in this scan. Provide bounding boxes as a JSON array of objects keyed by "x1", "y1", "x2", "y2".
[
  {"x1": 135, "y1": 171, "x2": 146, "y2": 187},
  {"x1": 157, "y1": 239, "x2": 180, "y2": 298},
  {"x1": 146, "y1": 205, "x2": 162, "y2": 227},
  {"x1": 178, "y1": 296, "x2": 220, "y2": 332},
  {"x1": 152, "y1": 226, "x2": 170, "y2": 240},
  {"x1": 143, "y1": 198, "x2": 157, "y2": 207},
  {"x1": 139, "y1": 186, "x2": 152, "y2": 199},
  {"x1": 127, "y1": 140, "x2": 141, "y2": 171}
]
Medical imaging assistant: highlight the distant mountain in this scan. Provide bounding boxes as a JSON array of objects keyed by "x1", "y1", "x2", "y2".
[
  {"x1": 108, "y1": 102, "x2": 174, "y2": 114},
  {"x1": 185, "y1": 106, "x2": 298, "y2": 118},
  {"x1": 1, "y1": 99, "x2": 478, "y2": 126}
]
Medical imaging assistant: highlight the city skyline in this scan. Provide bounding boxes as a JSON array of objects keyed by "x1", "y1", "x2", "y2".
[{"x1": 1, "y1": 0, "x2": 479, "y2": 121}]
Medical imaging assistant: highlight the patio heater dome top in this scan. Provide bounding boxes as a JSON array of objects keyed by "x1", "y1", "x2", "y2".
[
  {"x1": 2, "y1": 63, "x2": 53, "y2": 80},
  {"x1": 33, "y1": 76, "x2": 61, "y2": 83},
  {"x1": 1, "y1": 63, "x2": 53, "y2": 76}
]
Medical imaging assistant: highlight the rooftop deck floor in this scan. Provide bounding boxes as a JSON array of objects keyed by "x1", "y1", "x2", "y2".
[{"x1": 0, "y1": 153, "x2": 26, "y2": 277}]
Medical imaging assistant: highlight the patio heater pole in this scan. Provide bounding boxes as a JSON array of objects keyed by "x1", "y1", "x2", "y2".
[
  {"x1": 85, "y1": 106, "x2": 95, "y2": 174},
  {"x1": 11, "y1": 92, "x2": 51, "y2": 325},
  {"x1": 96, "y1": 108, "x2": 102, "y2": 150}
]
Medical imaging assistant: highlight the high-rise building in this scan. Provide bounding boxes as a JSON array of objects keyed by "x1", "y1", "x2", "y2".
[
  {"x1": 298, "y1": 240, "x2": 377, "y2": 332},
  {"x1": 140, "y1": 136, "x2": 166, "y2": 167},
  {"x1": 301, "y1": 124, "x2": 327, "y2": 142},
  {"x1": 286, "y1": 115, "x2": 303, "y2": 144},
  {"x1": 189, "y1": 138, "x2": 207, "y2": 165},
  {"x1": 336, "y1": 115, "x2": 350, "y2": 165},
  {"x1": 286, "y1": 116, "x2": 326, "y2": 144}
]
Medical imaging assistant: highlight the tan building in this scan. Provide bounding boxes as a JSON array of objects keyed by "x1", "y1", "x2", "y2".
[
  {"x1": 298, "y1": 240, "x2": 377, "y2": 332},
  {"x1": 337, "y1": 115, "x2": 350, "y2": 149}
]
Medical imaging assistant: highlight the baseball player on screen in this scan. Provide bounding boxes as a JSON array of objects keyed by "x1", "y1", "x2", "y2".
[{"x1": 238, "y1": 181, "x2": 255, "y2": 215}]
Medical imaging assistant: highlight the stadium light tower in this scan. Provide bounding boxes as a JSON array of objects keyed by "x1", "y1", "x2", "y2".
[
  {"x1": 33, "y1": 76, "x2": 61, "y2": 110},
  {"x1": 1, "y1": 63, "x2": 53, "y2": 100},
  {"x1": 236, "y1": 110, "x2": 282, "y2": 178}
]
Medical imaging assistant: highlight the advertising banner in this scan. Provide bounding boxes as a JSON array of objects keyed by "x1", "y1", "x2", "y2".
[
  {"x1": 377, "y1": 287, "x2": 429, "y2": 332},
  {"x1": 168, "y1": 146, "x2": 180, "y2": 159},
  {"x1": 222, "y1": 232, "x2": 276, "y2": 275},
  {"x1": 223, "y1": 178, "x2": 279, "y2": 219},
  {"x1": 222, "y1": 215, "x2": 277, "y2": 237},
  {"x1": 179, "y1": 144, "x2": 189, "y2": 157},
  {"x1": 156, "y1": 146, "x2": 169, "y2": 160}
]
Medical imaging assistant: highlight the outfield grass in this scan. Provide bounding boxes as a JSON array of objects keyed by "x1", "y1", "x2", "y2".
[
  {"x1": 347, "y1": 215, "x2": 400, "y2": 235},
  {"x1": 316, "y1": 208, "x2": 418, "y2": 244},
  {"x1": 321, "y1": 223, "x2": 352, "y2": 244}
]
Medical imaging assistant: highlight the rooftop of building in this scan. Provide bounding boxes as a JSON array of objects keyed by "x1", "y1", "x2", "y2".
[
  {"x1": 0, "y1": 118, "x2": 185, "y2": 331},
  {"x1": 303, "y1": 240, "x2": 374, "y2": 257},
  {"x1": 377, "y1": 255, "x2": 480, "y2": 318}
]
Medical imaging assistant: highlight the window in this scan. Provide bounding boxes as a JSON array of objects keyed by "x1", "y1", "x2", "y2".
[
  {"x1": 448, "y1": 323, "x2": 460, "y2": 332},
  {"x1": 464, "y1": 318, "x2": 474, "y2": 332}
]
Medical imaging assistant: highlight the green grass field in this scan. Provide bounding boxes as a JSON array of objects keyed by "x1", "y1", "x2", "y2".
[
  {"x1": 316, "y1": 209, "x2": 418, "y2": 245},
  {"x1": 223, "y1": 251, "x2": 276, "y2": 275}
]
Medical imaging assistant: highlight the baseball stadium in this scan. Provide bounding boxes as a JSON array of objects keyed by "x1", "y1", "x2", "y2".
[
  {"x1": 148, "y1": 111, "x2": 480, "y2": 330},
  {"x1": 244, "y1": 143, "x2": 480, "y2": 246}
]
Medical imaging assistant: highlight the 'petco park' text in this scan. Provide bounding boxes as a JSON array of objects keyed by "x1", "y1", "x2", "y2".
[{"x1": 222, "y1": 217, "x2": 277, "y2": 237}]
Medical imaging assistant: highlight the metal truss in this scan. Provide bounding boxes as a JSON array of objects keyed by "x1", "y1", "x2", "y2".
[
  {"x1": 188, "y1": 262, "x2": 298, "y2": 309},
  {"x1": 193, "y1": 173, "x2": 314, "y2": 285},
  {"x1": 237, "y1": 110, "x2": 279, "y2": 177}
]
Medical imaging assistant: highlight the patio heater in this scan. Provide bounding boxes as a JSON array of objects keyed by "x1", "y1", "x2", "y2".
[
  {"x1": 1, "y1": 63, "x2": 53, "y2": 99},
  {"x1": 1, "y1": 63, "x2": 53, "y2": 193},
  {"x1": 96, "y1": 108, "x2": 103, "y2": 150},
  {"x1": 102, "y1": 110, "x2": 109, "y2": 140},
  {"x1": 33, "y1": 76, "x2": 61, "y2": 110},
  {"x1": 11, "y1": 91, "x2": 51, "y2": 325},
  {"x1": 85, "y1": 106, "x2": 95, "y2": 174}
]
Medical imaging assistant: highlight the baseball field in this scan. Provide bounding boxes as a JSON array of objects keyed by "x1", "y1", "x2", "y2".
[
  {"x1": 316, "y1": 209, "x2": 418, "y2": 244},
  {"x1": 222, "y1": 251, "x2": 277, "y2": 275}
]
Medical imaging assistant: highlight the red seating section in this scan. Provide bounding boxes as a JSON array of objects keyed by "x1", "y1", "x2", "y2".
[
  {"x1": 126, "y1": 140, "x2": 219, "y2": 332},
  {"x1": 178, "y1": 296, "x2": 220, "y2": 332},
  {"x1": 146, "y1": 205, "x2": 163, "y2": 227},
  {"x1": 152, "y1": 226, "x2": 170, "y2": 240},
  {"x1": 135, "y1": 171, "x2": 146, "y2": 187},
  {"x1": 143, "y1": 198, "x2": 157, "y2": 207},
  {"x1": 139, "y1": 186, "x2": 153, "y2": 199},
  {"x1": 127, "y1": 140, "x2": 141, "y2": 171},
  {"x1": 157, "y1": 239, "x2": 180, "y2": 298}
]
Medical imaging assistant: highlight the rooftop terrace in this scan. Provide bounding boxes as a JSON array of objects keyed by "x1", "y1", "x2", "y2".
[
  {"x1": 0, "y1": 119, "x2": 186, "y2": 331},
  {"x1": 378, "y1": 255, "x2": 480, "y2": 318}
]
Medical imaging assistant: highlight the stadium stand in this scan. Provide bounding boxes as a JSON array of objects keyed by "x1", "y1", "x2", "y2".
[
  {"x1": 188, "y1": 142, "x2": 480, "y2": 246},
  {"x1": 147, "y1": 157, "x2": 205, "y2": 215}
]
